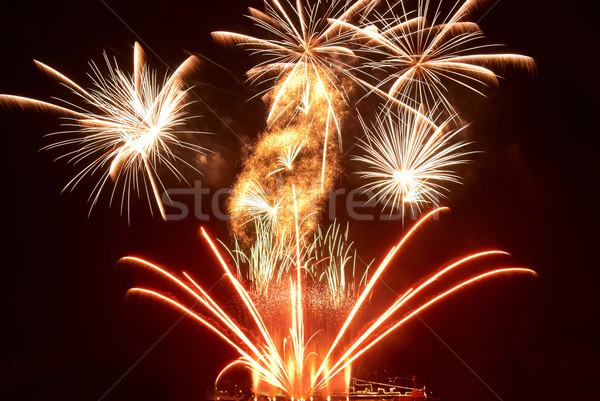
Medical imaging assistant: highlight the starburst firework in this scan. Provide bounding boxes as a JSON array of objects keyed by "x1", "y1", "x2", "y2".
[
  {"x1": 0, "y1": 42, "x2": 205, "y2": 219},
  {"x1": 353, "y1": 106, "x2": 473, "y2": 216},
  {"x1": 212, "y1": 0, "x2": 385, "y2": 189},
  {"x1": 331, "y1": 0, "x2": 535, "y2": 115},
  {"x1": 268, "y1": 138, "x2": 309, "y2": 177},
  {"x1": 230, "y1": 180, "x2": 288, "y2": 237},
  {"x1": 0, "y1": 0, "x2": 539, "y2": 399},
  {"x1": 212, "y1": 0, "x2": 368, "y2": 124}
]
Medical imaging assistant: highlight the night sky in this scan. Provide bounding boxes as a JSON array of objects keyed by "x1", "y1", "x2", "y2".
[{"x1": 1, "y1": 1, "x2": 599, "y2": 400}]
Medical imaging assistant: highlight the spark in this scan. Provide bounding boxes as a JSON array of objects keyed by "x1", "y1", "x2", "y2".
[
  {"x1": 0, "y1": 1, "x2": 537, "y2": 398},
  {"x1": 226, "y1": 81, "x2": 339, "y2": 243},
  {"x1": 225, "y1": 220, "x2": 296, "y2": 296},
  {"x1": 0, "y1": 42, "x2": 206, "y2": 219},
  {"x1": 226, "y1": 217, "x2": 367, "y2": 310},
  {"x1": 309, "y1": 221, "x2": 370, "y2": 308},
  {"x1": 268, "y1": 139, "x2": 309, "y2": 177},
  {"x1": 353, "y1": 106, "x2": 473, "y2": 217}
]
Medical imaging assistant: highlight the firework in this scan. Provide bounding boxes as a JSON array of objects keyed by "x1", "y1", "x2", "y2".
[
  {"x1": 230, "y1": 180, "x2": 287, "y2": 236},
  {"x1": 0, "y1": 42, "x2": 205, "y2": 219},
  {"x1": 211, "y1": 0, "x2": 368, "y2": 125},
  {"x1": 212, "y1": 0, "x2": 386, "y2": 193},
  {"x1": 353, "y1": 106, "x2": 473, "y2": 217},
  {"x1": 226, "y1": 218, "x2": 367, "y2": 308},
  {"x1": 225, "y1": 219, "x2": 296, "y2": 296},
  {"x1": 124, "y1": 207, "x2": 536, "y2": 399},
  {"x1": 308, "y1": 220, "x2": 369, "y2": 308},
  {"x1": 267, "y1": 138, "x2": 309, "y2": 177},
  {"x1": 0, "y1": 0, "x2": 538, "y2": 399},
  {"x1": 330, "y1": 0, "x2": 535, "y2": 115}
]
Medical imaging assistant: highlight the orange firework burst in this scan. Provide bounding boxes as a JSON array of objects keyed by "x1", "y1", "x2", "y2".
[
  {"x1": 123, "y1": 207, "x2": 536, "y2": 399},
  {"x1": 212, "y1": 0, "x2": 385, "y2": 200}
]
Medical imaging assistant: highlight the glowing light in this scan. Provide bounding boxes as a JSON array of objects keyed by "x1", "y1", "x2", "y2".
[
  {"x1": 226, "y1": 217, "x2": 366, "y2": 309},
  {"x1": 213, "y1": 0, "x2": 376, "y2": 198},
  {"x1": 0, "y1": 1, "x2": 537, "y2": 399},
  {"x1": 227, "y1": 67, "x2": 342, "y2": 243}
]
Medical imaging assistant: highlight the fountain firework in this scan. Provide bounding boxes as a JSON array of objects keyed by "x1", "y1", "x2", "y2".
[{"x1": 123, "y1": 207, "x2": 536, "y2": 399}]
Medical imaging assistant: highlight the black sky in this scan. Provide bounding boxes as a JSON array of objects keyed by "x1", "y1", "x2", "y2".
[{"x1": 1, "y1": 1, "x2": 599, "y2": 400}]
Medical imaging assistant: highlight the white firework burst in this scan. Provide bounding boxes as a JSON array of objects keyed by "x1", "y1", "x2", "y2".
[
  {"x1": 331, "y1": 0, "x2": 535, "y2": 116},
  {"x1": 0, "y1": 42, "x2": 206, "y2": 220},
  {"x1": 353, "y1": 106, "x2": 473, "y2": 217}
]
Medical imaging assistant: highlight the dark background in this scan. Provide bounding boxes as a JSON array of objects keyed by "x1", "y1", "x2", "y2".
[{"x1": 1, "y1": 0, "x2": 599, "y2": 400}]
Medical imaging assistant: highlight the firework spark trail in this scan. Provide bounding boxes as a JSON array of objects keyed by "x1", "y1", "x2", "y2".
[
  {"x1": 227, "y1": 216, "x2": 365, "y2": 307},
  {"x1": 124, "y1": 207, "x2": 536, "y2": 398},
  {"x1": 0, "y1": 42, "x2": 206, "y2": 219},
  {"x1": 309, "y1": 221, "x2": 366, "y2": 307},
  {"x1": 315, "y1": 268, "x2": 534, "y2": 391},
  {"x1": 308, "y1": 206, "x2": 447, "y2": 385},
  {"x1": 225, "y1": 220, "x2": 295, "y2": 296},
  {"x1": 330, "y1": 0, "x2": 535, "y2": 116},
  {"x1": 353, "y1": 105, "x2": 474, "y2": 216}
]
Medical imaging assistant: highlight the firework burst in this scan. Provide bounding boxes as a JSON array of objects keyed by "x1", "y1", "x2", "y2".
[
  {"x1": 211, "y1": 0, "x2": 368, "y2": 124},
  {"x1": 230, "y1": 180, "x2": 287, "y2": 236},
  {"x1": 212, "y1": 0, "x2": 386, "y2": 191},
  {"x1": 330, "y1": 0, "x2": 535, "y2": 116},
  {"x1": 353, "y1": 106, "x2": 473, "y2": 217},
  {"x1": 0, "y1": 42, "x2": 206, "y2": 219},
  {"x1": 0, "y1": 1, "x2": 538, "y2": 399},
  {"x1": 268, "y1": 138, "x2": 309, "y2": 177}
]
